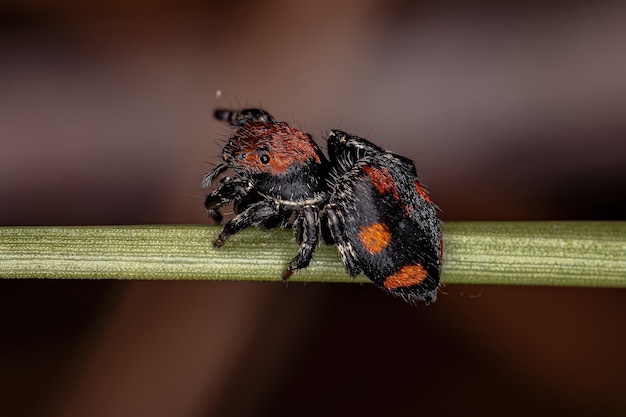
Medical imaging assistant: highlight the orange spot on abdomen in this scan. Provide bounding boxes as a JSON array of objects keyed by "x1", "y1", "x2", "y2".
[
  {"x1": 383, "y1": 264, "x2": 428, "y2": 289},
  {"x1": 358, "y1": 223, "x2": 391, "y2": 254}
]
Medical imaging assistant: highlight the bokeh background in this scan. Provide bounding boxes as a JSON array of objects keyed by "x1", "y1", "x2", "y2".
[{"x1": 1, "y1": 1, "x2": 625, "y2": 416}]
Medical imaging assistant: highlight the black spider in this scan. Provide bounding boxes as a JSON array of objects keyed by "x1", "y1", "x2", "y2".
[{"x1": 202, "y1": 108, "x2": 441, "y2": 304}]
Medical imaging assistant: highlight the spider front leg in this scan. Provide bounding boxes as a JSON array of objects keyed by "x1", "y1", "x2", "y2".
[
  {"x1": 214, "y1": 200, "x2": 280, "y2": 247},
  {"x1": 204, "y1": 177, "x2": 252, "y2": 223},
  {"x1": 323, "y1": 204, "x2": 362, "y2": 277},
  {"x1": 283, "y1": 205, "x2": 320, "y2": 280}
]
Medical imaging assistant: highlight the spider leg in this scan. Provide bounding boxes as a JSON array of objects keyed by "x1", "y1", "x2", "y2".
[
  {"x1": 323, "y1": 204, "x2": 362, "y2": 277},
  {"x1": 283, "y1": 205, "x2": 320, "y2": 280},
  {"x1": 214, "y1": 200, "x2": 279, "y2": 247},
  {"x1": 204, "y1": 177, "x2": 251, "y2": 223},
  {"x1": 201, "y1": 163, "x2": 228, "y2": 190},
  {"x1": 214, "y1": 108, "x2": 276, "y2": 126}
]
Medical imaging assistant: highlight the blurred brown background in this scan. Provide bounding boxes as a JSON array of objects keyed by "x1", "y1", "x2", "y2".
[{"x1": 1, "y1": 1, "x2": 625, "y2": 416}]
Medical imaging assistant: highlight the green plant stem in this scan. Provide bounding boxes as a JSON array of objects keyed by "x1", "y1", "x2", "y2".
[{"x1": 0, "y1": 222, "x2": 624, "y2": 287}]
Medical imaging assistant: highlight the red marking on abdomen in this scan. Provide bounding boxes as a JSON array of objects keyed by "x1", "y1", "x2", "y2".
[
  {"x1": 363, "y1": 166, "x2": 400, "y2": 201},
  {"x1": 383, "y1": 264, "x2": 428, "y2": 289},
  {"x1": 358, "y1": 223, "x2": 391, "y2": 254},
  {"x1": 414, "y1": 180, "x2": 432, "y2": 204}
]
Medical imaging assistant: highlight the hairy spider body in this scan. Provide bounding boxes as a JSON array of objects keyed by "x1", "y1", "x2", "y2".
[{"x1": 202, "y1": 108, "x2": 441, "y2": 304}]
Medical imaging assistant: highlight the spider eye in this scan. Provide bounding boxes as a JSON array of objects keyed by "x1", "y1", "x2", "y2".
[{"x1": 259, "y1": 149, "x2": 271, "y2": 164}]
